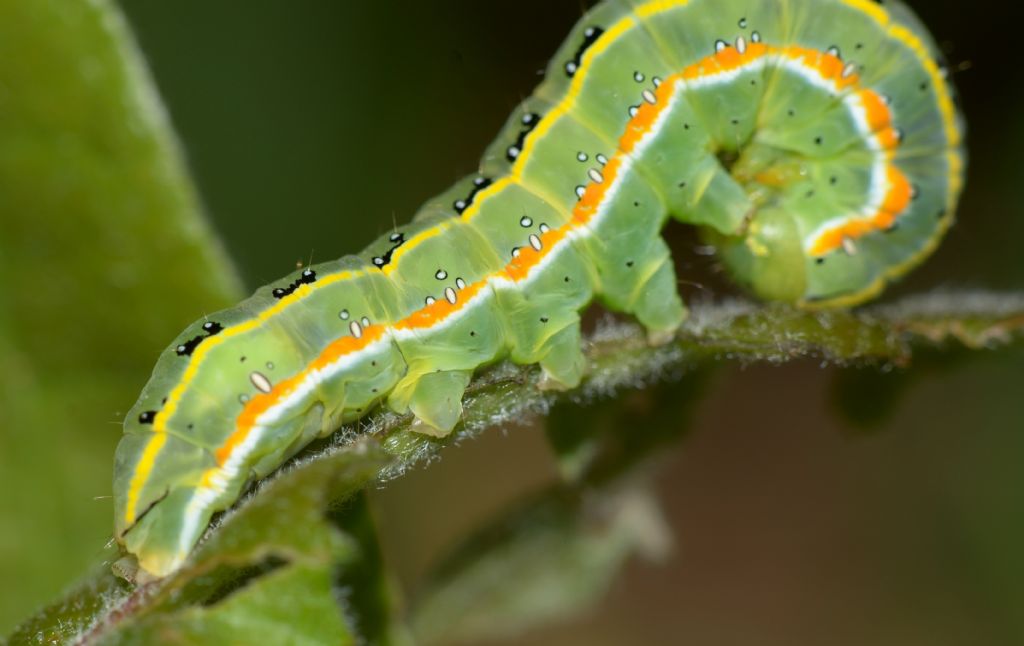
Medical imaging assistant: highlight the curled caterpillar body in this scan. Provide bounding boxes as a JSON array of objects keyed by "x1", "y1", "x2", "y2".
[{"x1": 114, "y1": 0, "x2": 964, "y2": 577}]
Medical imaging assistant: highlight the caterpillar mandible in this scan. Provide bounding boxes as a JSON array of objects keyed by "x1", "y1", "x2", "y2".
[{"x1": 114, "y1": 0, "x2": 965, "y2": 578}]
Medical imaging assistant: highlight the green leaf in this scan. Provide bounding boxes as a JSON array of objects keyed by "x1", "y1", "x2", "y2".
[
  {"x1": 106, "y1": 564, "x2": 355, "y2": 646},
  {"x1": 0, "y1": 0, "x2": 242, "y2": 631},
  {"x1": 10, "y1": 442, "x2": 397, "y2": 645}
]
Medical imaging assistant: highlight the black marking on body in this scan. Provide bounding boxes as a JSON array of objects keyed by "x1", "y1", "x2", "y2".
[
  {"x1": 454, "y1": 177, "x2": 492, "y2": 214},
  {"x1": 371, "y1": 234, "x2": 406, "y2": 269},
  {"x1": 138, "y1": 410, "x2": 157, "y2": 424},
  {"x1": 121, "y1": 488, "x2": 169, "y2": 536},
  {"x1": 506, "y1": 113, "x2": 542, "y2": 162},
  {"x1": 175, "y1": 321, "x2": 224, "y2": 357},
  {"x1": 272, "y1": 268, "x2": 317, "y2": 299},
  {"x1": 564, "y1": 26, "x2": 604, "y2": 77}
]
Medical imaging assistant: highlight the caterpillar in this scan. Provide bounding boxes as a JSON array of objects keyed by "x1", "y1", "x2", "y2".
[{"x1": 114, "y1": 0, "x2": 965, "y2": 578}]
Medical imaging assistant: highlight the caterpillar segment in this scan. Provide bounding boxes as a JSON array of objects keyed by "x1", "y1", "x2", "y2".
[{"x1": 114, "y1": 0, "x2": 964, "y2": 577}]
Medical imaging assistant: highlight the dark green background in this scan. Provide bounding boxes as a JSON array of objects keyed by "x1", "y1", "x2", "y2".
[{"x1": 4, "y1": 0, "x2": 1023, "y2": 642}]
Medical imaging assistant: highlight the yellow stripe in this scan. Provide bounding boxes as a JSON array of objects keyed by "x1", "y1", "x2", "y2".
[
  {"x1": 127, "y1": 0, "x2": 966, "y2": 520},
  {"x1": 124, "y1": 433, "x2": 167, "y2": 526},
  {"x1": 124, "y1": 270, "x2": 363, "y2": 523},
  {"x1": 636, "y1": 0, "x2": 690, "y2": 19},
  {"x1": 382, "y1": 223, "x2": 449, "y2": 275},
  {"x1": 831, "y1": 0, "x2": 964, "y2": 305},
  {"x1": 124, "y1": 8, "x2": 650, "y2": 526},
  {"x1": 840, "y1": 0, "x2": 890, "y2": 25}
]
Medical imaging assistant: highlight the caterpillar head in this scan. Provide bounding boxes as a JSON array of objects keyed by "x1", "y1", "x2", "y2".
[
  {"x1": 710, "y1": 206, "x2": 808, "y2": 304},
  {"x1": 113, "y1": 429, "x2": 221, "y2": 579}
]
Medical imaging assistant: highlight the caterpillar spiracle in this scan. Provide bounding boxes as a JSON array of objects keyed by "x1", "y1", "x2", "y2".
[{"x1": 114, "y1": 0, "x2": 965, "y2": 578}]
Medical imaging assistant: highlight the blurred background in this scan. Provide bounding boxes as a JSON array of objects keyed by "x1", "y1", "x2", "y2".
[{"x1": 2, "y1": 0, "x2": 1023, "y2": 642}]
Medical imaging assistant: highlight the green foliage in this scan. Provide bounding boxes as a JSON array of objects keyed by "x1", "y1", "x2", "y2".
[
  {"x1": 3, "y1": 0, "x2": 1024, "y2": 644},
  {"x1": 9, "y1": 295, "x2": 1024, "y2": 644},
  {"x1": 0, "y1": 0, "x2": 243, "y2": 632}
]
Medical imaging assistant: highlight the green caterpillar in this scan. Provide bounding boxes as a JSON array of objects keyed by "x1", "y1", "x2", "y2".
[{"x1": 114, "y1": 0, "x2": 965, "y2": 578}]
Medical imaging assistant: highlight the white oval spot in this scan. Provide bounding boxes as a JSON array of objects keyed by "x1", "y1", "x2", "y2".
[
  {"x1": 435, "y1": 269, "x2": 448, "y2": 280},
  {"x1": 349, "y1": 321, "x2": 363, "y2": 338},
  {"x1": 520, "y1": 215, "x2": 533, "y2": 228},
  {"x1": 445, "y1": 287, "x2": 458, "y2": 304},
  {"x1": 588, "y1": 168, "x2": 604, "y2": 184},
  {"x1": 339, "y1": 309, "x2": 350, "y2": 320},
  {"x1": 425, "y1": 296, "x2": 436, "y2": 306},
  {"x1": 455, "y1": 277, "x2": 467, "y2": 290},
  {"x1": 642, "y1": 89, "x2": 657, "y2": 105},
  {"x1": 250, "y1": 371, "x2": 273, "y2": 394},
  {"x1": 529, "y1": 234, "x2": 543, "y2": 251}
]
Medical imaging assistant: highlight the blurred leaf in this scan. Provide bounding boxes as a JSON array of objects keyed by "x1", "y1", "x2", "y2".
[
  {"x1": 409, "y1": 375, "x2": 707, "y2": 644},
  {"x1": 410, "y1": 485, "x2": 669, "y2": 645},
  {"x1": 0, "y1": 0, "x2": 243, "y2": 631}
]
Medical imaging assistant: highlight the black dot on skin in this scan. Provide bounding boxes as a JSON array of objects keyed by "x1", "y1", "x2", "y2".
[
  {"x1": 240, "y1": 356, "x2": 247, "y2": 363},
  {"x1": 470, "y1": 331, "x2": 476, "y2": 337},
  {"x1": 814, "y1": 136, "x2": 823, "y2": 145},
  {"x1": 564, "y1": 276, "x2": 570, "y2": 282},
  {"x1": 919, "y1": 81, "x2": 928, "y2": 91},
  {"x1": 683, "y1": 123, "x2": 690, "y2": 130},
  {"x1": 731, "y1": 118, "x2": 739, "y2": 125},
  {"x1": 678, "y1": 181, "x2": 687, "y2": 189},
  {"x1": 371, "y1": 361, "x2": 377, "y2": 367},
  {"x1": 806, "y1": 190, "x2": 815, "y2": 198},
  {"x1": 816, "y1": 258, "x2": 826, "y2": 265},
  {"x1": 187, "y1": 423, "x2": 194, "y2": 430},
  {"x1": 788, "y1": 109, "x2": 796, "y2": 117},
  {"x1": 540, "y1": 317, "x2": 549, "y2": 323},
  {"x1": 371, "y1": 388, "x2": 378, "y2": 393},
  {"x1": 830, "y1": 176, "x2": 838, "y2": 185},
  {"x1": 626, "y1": 260, "x2": 635, "y2": 268},
  {"x1": 633, "y1": 201, "x2": 640, "y2": 207},
  {"x1": 161, "y1": 397, "x2": 167, "y2": 405}
]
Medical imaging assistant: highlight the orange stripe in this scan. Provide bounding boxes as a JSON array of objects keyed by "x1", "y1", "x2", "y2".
[
  {"x1": 216, "y1": 325, "x2": 387, "y2": 464},
  {"x1": 212, "y1": 41, "x2": 921, "y2": 472},
  {"x1": 858, "y1": 90, "x2": 892, "y2": 131}
]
